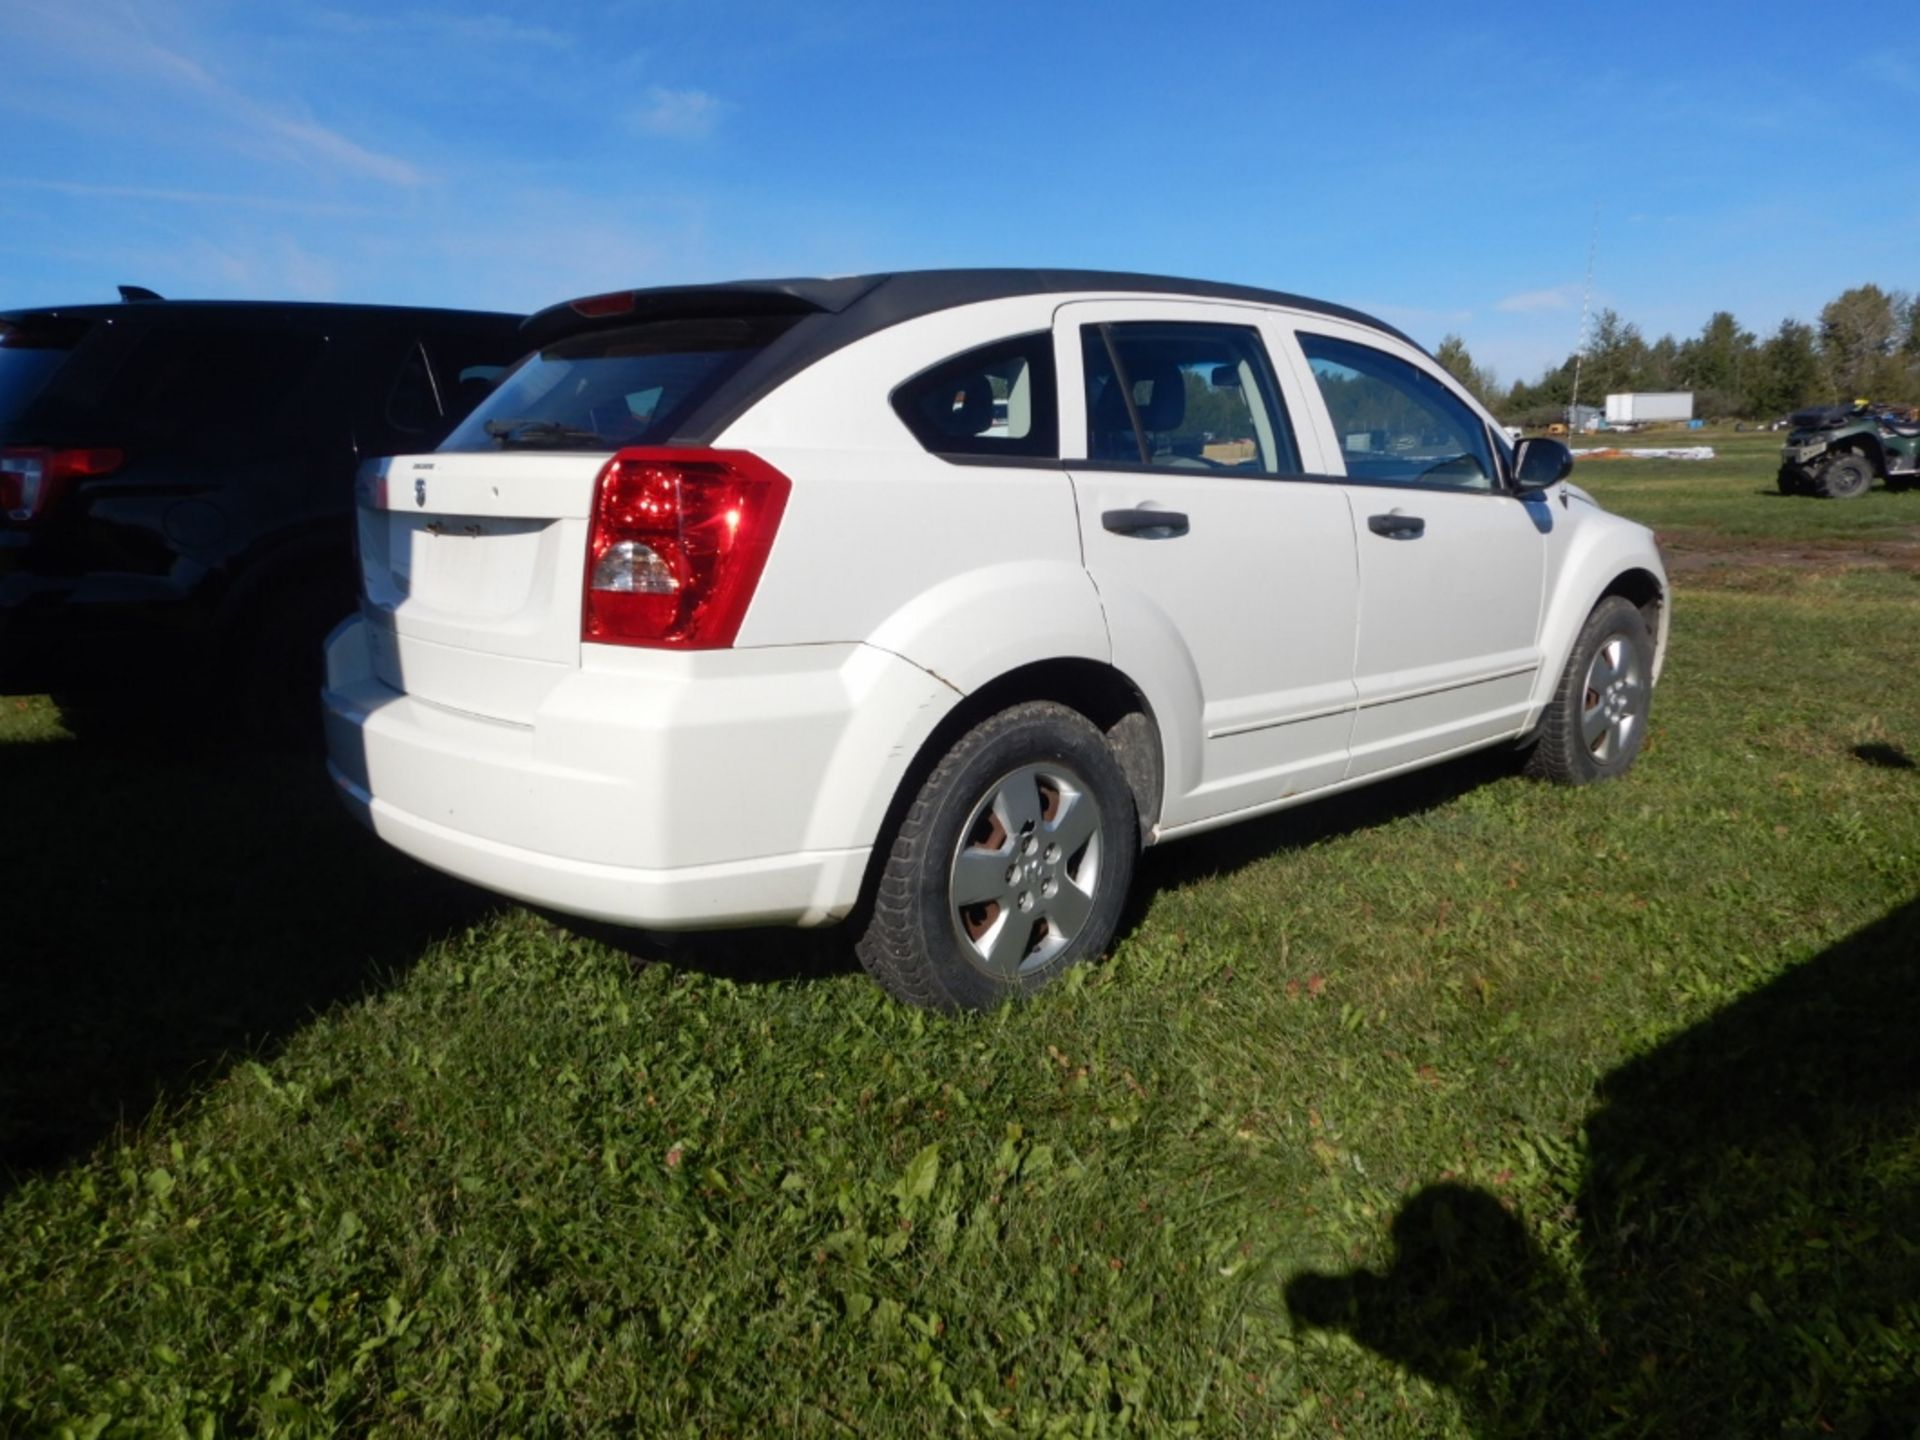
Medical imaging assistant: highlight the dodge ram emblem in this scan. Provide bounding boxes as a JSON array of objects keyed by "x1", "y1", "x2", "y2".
[{"x1": 414, "y1": 476, "x2": 427, "y2": 508}]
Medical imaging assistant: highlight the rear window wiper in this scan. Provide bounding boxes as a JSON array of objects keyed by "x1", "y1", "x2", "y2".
[{"x1": 483, "y1": 418, "x2": 610, "y2": 448}]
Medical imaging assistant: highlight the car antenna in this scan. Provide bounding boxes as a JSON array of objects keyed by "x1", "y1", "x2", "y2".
[{"x1": 117, "y1": 284, "x2": 164, "y2": 303}]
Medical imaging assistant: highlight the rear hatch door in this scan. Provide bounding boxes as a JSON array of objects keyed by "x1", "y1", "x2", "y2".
[{"x1": 356, "y1": 307, "x2": 807, "y2": 724}]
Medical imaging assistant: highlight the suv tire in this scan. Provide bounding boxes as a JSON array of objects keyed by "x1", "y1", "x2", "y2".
[
  {"x1": 856, "y1": 701, "x2": 1137, "y2": 1010},
  {"x1": 1525, "y1": 596, "x2": 1654, "y2": 786}
]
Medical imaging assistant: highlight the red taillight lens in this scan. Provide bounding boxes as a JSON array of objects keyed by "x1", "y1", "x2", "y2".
[
  {"x1": 584, "y1": 447, "x2": 790, "y2": 649},
  {"x1": 0, "y1": 446, "x2": 124, "y2": 523}
]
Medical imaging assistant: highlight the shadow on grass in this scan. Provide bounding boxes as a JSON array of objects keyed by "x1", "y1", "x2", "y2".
[
  {"x1": 1287, "y1": 896, "x2": 1920, "y2": 1436},
  {"x1": 1853, "y1": 740, "x2": 1915, "y2": 770},
  {"x1": 0, "y1": 729, "x2": 494, "y2": 1193},
  {"x1": 566, "y1": 747, "x2": 1525, "y2": 989}
]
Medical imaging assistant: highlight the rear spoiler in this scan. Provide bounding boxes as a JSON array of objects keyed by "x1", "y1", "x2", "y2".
[{"x1": 520, "y1": 276, "x2": 882, "y2": 349}]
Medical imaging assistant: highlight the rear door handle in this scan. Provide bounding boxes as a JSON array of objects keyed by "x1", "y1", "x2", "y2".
[
  {"x1": 1367, "y1": 512, "x2": 1425, "y2": 540},
  {"x1": 1102, "y1": 507, "x2": 1190, "y2": 539}
]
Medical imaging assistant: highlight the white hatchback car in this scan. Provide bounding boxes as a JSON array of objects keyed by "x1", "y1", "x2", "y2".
[{"x1": 324, "y1": 270, "x2": 1668, "y2": 1009}]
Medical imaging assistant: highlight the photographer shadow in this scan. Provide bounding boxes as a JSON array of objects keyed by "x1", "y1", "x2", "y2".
[{"x1": 1287, "y1": 896, "x2": 1920, "y2": 1435}]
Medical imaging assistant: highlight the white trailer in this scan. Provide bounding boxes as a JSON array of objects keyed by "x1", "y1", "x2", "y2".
[{"x1": 1605, "y1": 392, "x2": 1694, "y2": 424}]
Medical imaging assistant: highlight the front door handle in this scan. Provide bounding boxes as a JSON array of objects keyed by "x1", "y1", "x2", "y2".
[
  {"x1": 1102, "y1": 507, "x2": 1190, "y2": 539},
  {"x1": 1367, "y1": 512, "x2": 1425, "y2": 540}
]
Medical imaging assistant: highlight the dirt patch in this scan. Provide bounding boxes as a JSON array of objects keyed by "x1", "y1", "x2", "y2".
[{"x1": 1658, "y1": 529, "x2": 1920, "y2": 575}]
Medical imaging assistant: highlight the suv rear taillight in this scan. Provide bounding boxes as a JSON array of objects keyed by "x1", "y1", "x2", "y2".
[
  {"x1": 584, "y1": 447, "x2": 790, "y2": 649},
  {"x1": 0, "y1": 447, "x2": 124, "y2": 524}
]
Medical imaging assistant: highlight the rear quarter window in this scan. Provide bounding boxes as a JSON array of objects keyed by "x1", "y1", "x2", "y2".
[
  {"x1": 100, "y1": 326, "x2": 328, "y2": 448},
  {"x1": 891, "y1": 333, "x2": 1058, "y2": 460}
]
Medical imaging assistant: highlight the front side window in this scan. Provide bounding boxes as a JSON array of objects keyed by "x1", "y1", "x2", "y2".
[
  {"x1": 891, "y1": 333, "x2": 1057, "y2": 459},
  {"x1": 1081, "y1": 322, "x2": 1299, "y2": 474},
  {"x1": 1298, "y1": 333, "x2": 1495, "y2": 491},
  {"x1": 441, "y1": 315, "x2": 796, "y2": 452}
]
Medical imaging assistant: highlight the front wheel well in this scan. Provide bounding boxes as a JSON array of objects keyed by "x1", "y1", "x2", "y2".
[
  {"x1": 1598, "y1": 567, "x2": 1665, "y2": 645},
  {"x1": 1834, "y1": 438, "x2": 1886, "y2": 473}
]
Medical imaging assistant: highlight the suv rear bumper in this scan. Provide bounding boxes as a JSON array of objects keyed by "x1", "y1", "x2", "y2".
[{"x1": 321, "y1": 617, "x2": 958, "y2": 930}]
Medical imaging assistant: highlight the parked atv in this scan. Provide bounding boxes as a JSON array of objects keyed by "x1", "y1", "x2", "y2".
[{"x1": 1777, "y1": 403, "x2": 1920, "y2": 498}]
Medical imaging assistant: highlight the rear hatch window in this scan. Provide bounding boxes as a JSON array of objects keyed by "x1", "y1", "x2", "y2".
[
  {"x1": 440, "y1": 315, "x2": 798, "y2": 453},
  {"x1": 0, "y1": 318, "x2": 90, "y2": 426}
]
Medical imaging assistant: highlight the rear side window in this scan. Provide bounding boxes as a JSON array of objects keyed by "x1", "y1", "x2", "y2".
[
  {"x1": 1082, "y1": 322, "x2": 1299, "y2": 473},
  {"x1": 441, "y1": 316, "x2": 795, "y2": 452},
  {"x1": 891, "y1": 333, "x2": 1058, "y2": 459},
  {"x1": 1298, "y1": 333, "x2": 1494, "y2": 491},
  {"x1": 100, "y1": 326, "x2": 327, "y2": 447}
]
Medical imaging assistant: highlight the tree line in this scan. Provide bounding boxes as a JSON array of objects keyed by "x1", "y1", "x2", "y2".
[{"x1": 1433, "y1": 283, "x2": 1920, "y2": 425}]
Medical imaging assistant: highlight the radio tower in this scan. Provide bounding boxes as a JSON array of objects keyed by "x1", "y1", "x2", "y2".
[{"x1": 1567, "y1": 207, "x2": 1600, "y2": 430}]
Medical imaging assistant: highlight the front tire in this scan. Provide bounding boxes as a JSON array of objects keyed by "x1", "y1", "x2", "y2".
[
  {"x1": 1525, "y1": 596, "x2": 1654, "y2": 786},
  {"x1": 1813, "y1": 452, "x2": 1874, "y2": 500},
  {"x1": 856, "y1": 702, "x2": 1137, "y2": 1011}
]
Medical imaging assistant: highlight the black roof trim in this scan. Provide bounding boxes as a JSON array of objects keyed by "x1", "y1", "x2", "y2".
[
  {"x1": 530, "y1": 267, "x2": 1413, "y2": 349},
  {"x1": 0, "y1": 299, "x2": 522, "y2": 327},
  {"x1": 525, "y1": 268, "x2": 1418, "y2": 446}
]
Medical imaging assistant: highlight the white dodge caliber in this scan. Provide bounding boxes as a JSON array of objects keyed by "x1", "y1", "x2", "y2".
[{"x1": 324, "y1": 270, "x2": 1669, "y2": 1010}]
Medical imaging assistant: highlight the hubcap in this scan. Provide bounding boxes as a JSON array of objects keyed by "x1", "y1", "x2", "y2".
[
  {"x1": 1581, "y1": 634, "x2": 1646, "y2": 764},
  {"x1": 948, "y1": 762, "x2": 1103, "y2": 979}
]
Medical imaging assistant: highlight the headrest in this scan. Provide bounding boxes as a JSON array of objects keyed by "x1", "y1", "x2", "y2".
[
  {"x1": 925, "y1": 374, "x2": 994, "y2": 437},
  {"x1": 1129, "y1": 358, "x2": 1185, "y2": 432}
]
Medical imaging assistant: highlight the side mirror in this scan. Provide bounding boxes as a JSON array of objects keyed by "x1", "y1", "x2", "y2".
[{"x1": 1513, "y1": 436, "x2": 1573, "y2": 493}]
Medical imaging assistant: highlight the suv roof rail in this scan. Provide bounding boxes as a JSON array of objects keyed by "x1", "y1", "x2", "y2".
[{"x1": 117, "y1": 285, "x2": 164, "y2": 303}]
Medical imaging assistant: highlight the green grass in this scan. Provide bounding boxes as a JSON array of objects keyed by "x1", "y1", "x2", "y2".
[
  {"x1": 3, "y1": 446, "x2": 1918, "y2": 1437},
  {"x1": 1575, "y1": 426, "x2": 1920, "y2": 550}
]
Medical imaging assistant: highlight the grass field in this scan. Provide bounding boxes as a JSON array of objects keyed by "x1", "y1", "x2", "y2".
[{"x1": 3, "y1": 430, "x2": 1917, "y2": 1437}]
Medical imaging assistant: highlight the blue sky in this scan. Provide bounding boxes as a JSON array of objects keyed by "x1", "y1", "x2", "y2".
[{"x1": 2, "y1": 1, "x2": 1914, "y2": 385}]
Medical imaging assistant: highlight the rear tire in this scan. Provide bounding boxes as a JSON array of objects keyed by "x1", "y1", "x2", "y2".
[
  {"x1": 1525, "y1": 596, "x2": 1654, "y2": 786},
  {"x1": 855, "y1": 702, "x2": 1137, "y2": 1011},
  {"x1": 1813, "y1": 452, "x2": 1874, "y2": 500}
]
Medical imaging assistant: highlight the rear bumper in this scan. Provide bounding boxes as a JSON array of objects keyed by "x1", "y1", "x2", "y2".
[{"x1": 321, "y1": 617, "x2": 958, "y2": 929}]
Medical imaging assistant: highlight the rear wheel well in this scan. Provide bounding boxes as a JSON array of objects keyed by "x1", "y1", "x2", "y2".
[{"x1": 853, "y1": 659, "x2": 1163, "y2": 923}]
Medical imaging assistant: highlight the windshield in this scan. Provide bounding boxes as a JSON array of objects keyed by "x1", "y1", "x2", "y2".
[{"x1": 440, "y1": 315, "x2": 797, "y2": 452}]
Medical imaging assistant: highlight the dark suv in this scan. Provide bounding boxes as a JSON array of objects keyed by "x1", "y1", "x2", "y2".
[{"x1": 0, "y1": 291, "x2": 523, "y2": 733}]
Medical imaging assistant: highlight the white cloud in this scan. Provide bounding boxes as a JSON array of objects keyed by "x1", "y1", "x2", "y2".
[
  {"x1": 309, "y1": 9, "x2": 572, "y2": 51},
  {"x1": 12, "y1": 179, "x2": 372, "y2": 217},
  {"x1": 1496, "y1": 286, "x2": 1579, "y2": 314},
  {"x1": 0, "y1": 0, "x2": 425, "y2": 187},
  {"x1": 630, "y1": 86, "x2": 723, "y2": 139}
]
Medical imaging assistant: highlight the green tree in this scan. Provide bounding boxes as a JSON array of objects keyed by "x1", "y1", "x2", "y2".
[
  {"x1": 1675, "y1": 311, "x2": 1756, "y2": 416},
  {"x1": 1579, "y1": 309, "x2": 1651, "y2": 401},
  {"x1": 1819, "y1": 284, "x2": 1900, "y2": 398},
  {"x1": 1747, "y1": 319, "x2": 1823, "y2": 417},
  {"x1": 1433, "y1": 334, "x2": 1499, "y2": 407}
]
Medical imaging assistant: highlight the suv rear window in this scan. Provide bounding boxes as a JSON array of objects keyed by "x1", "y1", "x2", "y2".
[
  {"x1": 0, "y1": 320, "x2": 88, "y2": 422},
  {"x1": 441, "y1": 316, "x2": 796, "y2": 453}
]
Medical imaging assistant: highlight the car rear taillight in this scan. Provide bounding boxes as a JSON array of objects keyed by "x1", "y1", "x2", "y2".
[
  {"x1": 584, "y1": 447, "x2": 790, "y2": 649},
  {"x1": 0, "y1": 446, "x2": 124, "y2": 524}
]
